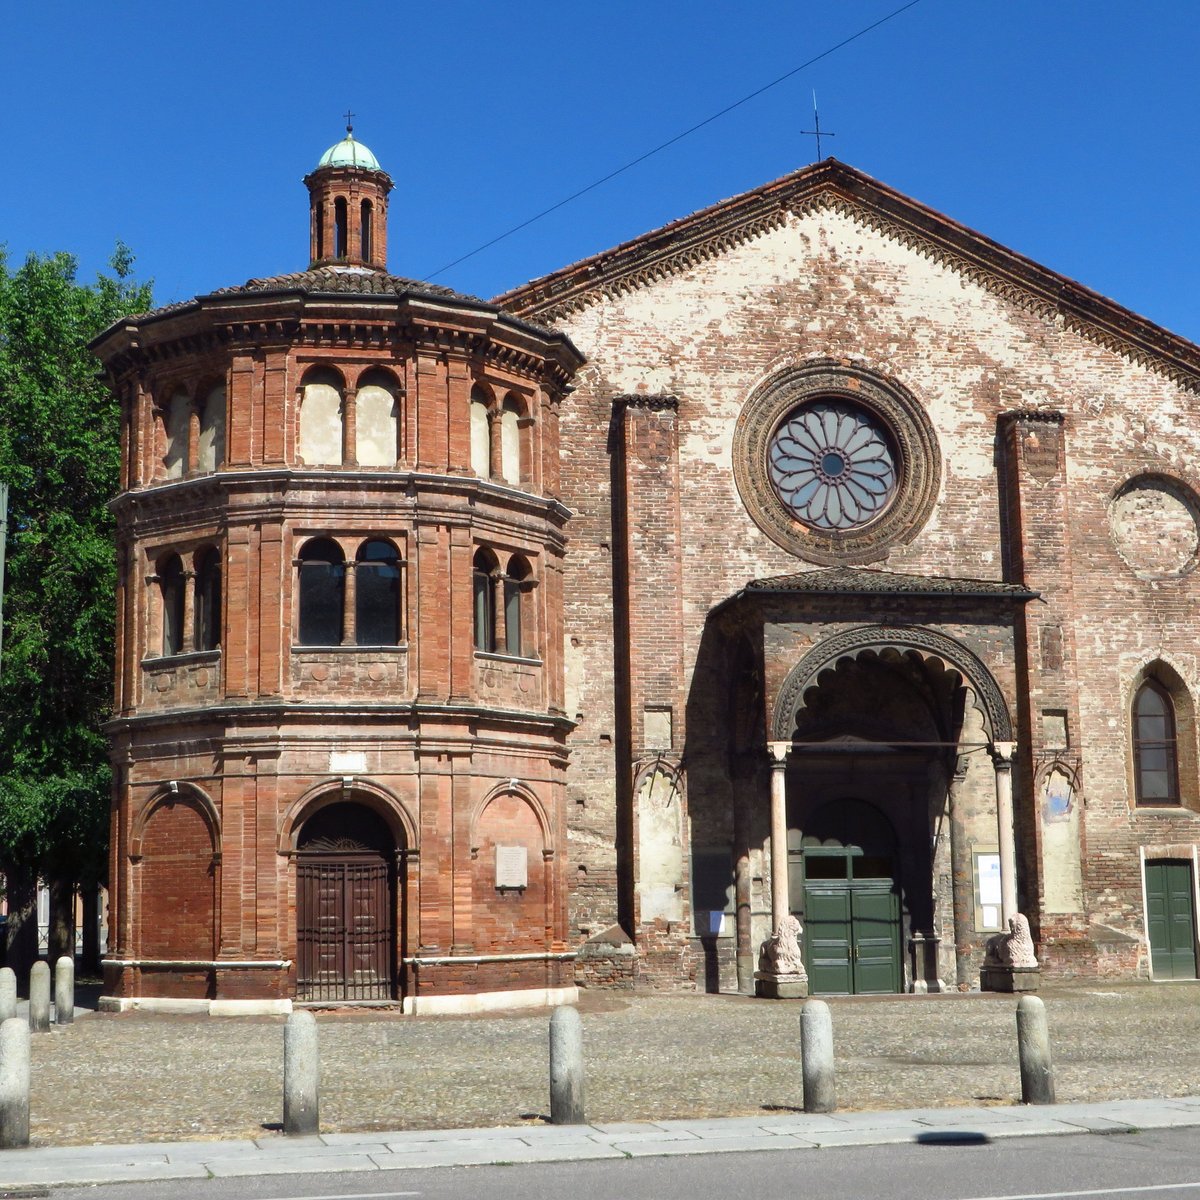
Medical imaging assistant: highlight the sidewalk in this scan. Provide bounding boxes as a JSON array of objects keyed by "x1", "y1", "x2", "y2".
[{"x1": 3, "y1": 1096, "x2": 1200, "y2": 1189}]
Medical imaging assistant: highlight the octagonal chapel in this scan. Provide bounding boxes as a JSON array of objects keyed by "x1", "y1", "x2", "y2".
[{"x1": 92, "y1": 130, "x2": 1200, "y2": 1011}]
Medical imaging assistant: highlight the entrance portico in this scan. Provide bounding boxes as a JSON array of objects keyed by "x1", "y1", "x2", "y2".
[{"x1": 692, "y1": 571, "x2": 1037, "y2": 996}]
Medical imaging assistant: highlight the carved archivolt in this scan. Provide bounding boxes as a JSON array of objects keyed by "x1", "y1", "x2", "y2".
[
  {"x1": 772, "y1": 624, "x2": 1013, "y2": 743},
  {"x1": 733, "y1": 360, "x2": 941, "y2": 565}
]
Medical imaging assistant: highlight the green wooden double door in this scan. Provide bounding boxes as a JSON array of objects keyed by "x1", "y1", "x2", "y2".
[
  {"x1": 1146, "y1": 859, "x2": 1197, "y2": 980},
  {"x1": 802, "y1": 848, "x2": 902, "y2": 994},
  {"x1": 804, "y1": 884, "x2": 901, "y2": 994}
]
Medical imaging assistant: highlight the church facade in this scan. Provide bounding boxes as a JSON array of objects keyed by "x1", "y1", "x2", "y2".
[{"x1": 93, "y1": 136, "x2": 1200, "y2": 1011}]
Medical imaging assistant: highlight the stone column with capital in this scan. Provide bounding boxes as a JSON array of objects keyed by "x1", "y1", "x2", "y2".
[
  {"x1": 991, "y1": 742, "x2": 1018, "y2": 926},
  {"x1": 755, "y1": 742, "x2": 807, "y2": 999},
  {"x1": 982, "y1": 740, "x2": 1041, "y2": 993}
]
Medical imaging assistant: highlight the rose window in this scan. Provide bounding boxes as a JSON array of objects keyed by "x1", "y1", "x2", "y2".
[{"x1": 768, "y1": 401, "x2": 897, "y2": 530}]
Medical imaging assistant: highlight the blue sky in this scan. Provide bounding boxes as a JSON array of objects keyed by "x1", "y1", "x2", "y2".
[{"x1": 5, "y1": 3, "x2": 1199, "y2": 340}]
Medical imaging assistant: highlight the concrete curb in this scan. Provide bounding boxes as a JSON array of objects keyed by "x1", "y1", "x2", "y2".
[{"x1": 0, "y1": 1096, "x2": 1198, "y2": 1189}]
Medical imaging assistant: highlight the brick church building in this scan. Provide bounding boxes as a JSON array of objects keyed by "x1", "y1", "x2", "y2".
[{"x1": 92, "y1": 129, "x2": 1200, "y2": 1012}]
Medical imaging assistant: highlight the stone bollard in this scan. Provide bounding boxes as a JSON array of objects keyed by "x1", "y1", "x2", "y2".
[
  {"x1": 0, "y1": 1017, "x2": 30, "y2": 1148},
  {"x1": 0, "y1": 969, "x2": 15, "y2": 1023},
  {"x1": 54, "y1": 957, "x2": 74, "y2": 1026},
  {"x1": 549, "y1": 1005, "x2": 586, "y2": 1125},
  {"x1": 800, "y1": 998, "x2": 836, "y2": 1113},
  {"x1": 1016, "y1": 994, "x2": 1055, "y2": 1105},
  {"x1": 283, "y1": 1010, "x2": 319, "y2": 1135},
  {"x1": 28, "y1": 963, "x2": 50, "y2": 1034}
]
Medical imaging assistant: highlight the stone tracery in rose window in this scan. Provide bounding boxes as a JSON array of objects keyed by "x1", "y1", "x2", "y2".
[{"x1": 768, "y1": 401, "x2": 897, "y2": 531}]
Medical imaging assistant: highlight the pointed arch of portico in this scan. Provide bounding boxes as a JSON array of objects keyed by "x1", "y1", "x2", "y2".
[
  {"x1": 771, "y1": 624, "x2": 1014, "y2": 745},
  {"x1": 278, "y1": 778, "x2": 417, "y2": 855}
]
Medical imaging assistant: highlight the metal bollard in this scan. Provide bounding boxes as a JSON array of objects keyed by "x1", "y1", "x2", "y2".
[
  {"x1": 28, "y1": 962, "x2": 50, "y2": 1034},
  {"x1": 0, "y1": 969, "x2": 15, "y2": 1023},
  {"x1": 0, "y1": 1017, "x2": 30, "y2": 1148},
  {"x1": 54, "y1": 956, "x2": 74, "y2": 1026},
  {"x1": 283, "y1": 1010, "x2": 320, "y2": 1135},
  {"x1": 549, "y1": 1005, "x2": 586, "y2": 1125},
  {"x1": 800, "y1": 998, "x2": 836, "y2": 1113},
  {"x1": 1016, "y1": 994, "x2": 1055, "y2": 1105}
]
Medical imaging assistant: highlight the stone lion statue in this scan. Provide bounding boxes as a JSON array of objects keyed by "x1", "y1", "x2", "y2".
[
  {"x1": 984, "y1": 913, "x2": 1038, "y2": 968},
  {"x1": 758, "y1": 914, "x2": 807, "y2": 980}
]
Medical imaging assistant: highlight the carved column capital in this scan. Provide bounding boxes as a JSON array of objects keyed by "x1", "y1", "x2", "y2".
[{"x1": 990, "y1": 740, "x2": 1016, "y2": 767}]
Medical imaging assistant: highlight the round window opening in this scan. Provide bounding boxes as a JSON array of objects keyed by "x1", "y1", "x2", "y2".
[
  {"x1": 731, "y1": 361, "x2": 941, "y2": 566},
  {"x1": 768, "y1": 400, "x2": 898, "y2": 531}
]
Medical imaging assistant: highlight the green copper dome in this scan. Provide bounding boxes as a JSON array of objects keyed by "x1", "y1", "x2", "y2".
[{"x1": 317, "y1": 131, "x2": 381, "y2": 172}]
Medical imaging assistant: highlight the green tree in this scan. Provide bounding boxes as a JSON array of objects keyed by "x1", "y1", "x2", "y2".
[{"x1": 0, "y1": 246, "x2": 152, "y2": 973}]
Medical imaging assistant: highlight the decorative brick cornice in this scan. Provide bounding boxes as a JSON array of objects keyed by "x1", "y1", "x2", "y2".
[
  {"x1": 998, "y1": 408, "x2": 1066, "y2": 427},
  {"x1": 613, "y1": 394, "x2": 679, "y2": 413},
  {"x1": 498, "y1": 160, "x2": 1200, "y2": 394}
]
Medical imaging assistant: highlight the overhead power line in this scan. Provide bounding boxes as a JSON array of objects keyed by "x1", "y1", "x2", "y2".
[{"x1": 423, "y1": 0, "x2": 925, "y2": 281}]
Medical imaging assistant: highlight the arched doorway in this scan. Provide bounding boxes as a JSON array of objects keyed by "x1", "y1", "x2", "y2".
[
  {"x1": 799, "y1": 799, "x2": 902, "y2": 994},
  {"x1": 775, "y1": 636, "x2": 1002, "y2": 993},
  {"x1": 296, "y1": 802, "x2": 397, "y2": 1001}
]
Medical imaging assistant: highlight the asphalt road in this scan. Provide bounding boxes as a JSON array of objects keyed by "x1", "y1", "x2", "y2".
[{"x1": 50, "y1": 1128, "x2": 1200, "y2": 1200}]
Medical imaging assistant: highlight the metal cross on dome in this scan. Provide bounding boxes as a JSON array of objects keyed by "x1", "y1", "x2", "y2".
[
  {"x1": 344, "y1": 109, "x2": 355, "y2": 135},
  {"x1": 800, "y1": 91, "x2": 836, "y2": 161}
]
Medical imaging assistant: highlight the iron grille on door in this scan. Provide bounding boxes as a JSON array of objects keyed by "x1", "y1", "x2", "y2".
[{"x1": 297, "y1": 854, "x2": 393, "y2": 1001}]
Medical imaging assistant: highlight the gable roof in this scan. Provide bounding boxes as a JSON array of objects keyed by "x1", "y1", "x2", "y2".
[{"x1": 497, "y1": 159, "x2": 1200, "y2": 392}]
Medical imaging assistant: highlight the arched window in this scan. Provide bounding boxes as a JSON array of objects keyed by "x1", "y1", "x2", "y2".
[
  {"x1": 163, "y1": 389, "x2": 190, "y2": 479},
  {"x1": 197, "y1": 384, "x2": 225, "y2": 472},
  {"x1": 355, "y1": 368, "x2": 399, "y2": 467},
  {"x1": 194, "y1": 546, "x2": 222, "y2": 651},
  {"x1": 315, "y1": 201, "x2": 325, "y2": 261},
  {"x1": 504, "y1": 554, "x2": 531, "y2": 657},
  {"x1": 1134, "y1": 679, "x2": 1181, "y2": 806},
  {"x1": 470, "y1": 385, "x2": 491, "y2": 478},
  {"x1": 334, "y1": 197, "x2": 348, "y2": 260},
  {"x1": 473, "y1": 548, "x2": 499, "y2": 652},
  {"x1": 500, "y1": 395, "x2": 523, "y2": 485},
  {"x1": 299, "y1": 368, "x2": 344, "y2": 466},
  {"x1": 298, "y1": 538, "x2": 345, "y2": 646},
  {"x1": 159, "y1": 553, "x2": 186, "y2": 656},
  {"x1": 360, "y1": 199, "x2": 373, "y2": 262},
  {"x1": 356, "y1": 539, "x2": 400, "y2": 646}
]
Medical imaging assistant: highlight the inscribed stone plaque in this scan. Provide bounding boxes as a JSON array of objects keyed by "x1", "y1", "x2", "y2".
[
  {"x1": 495, "y1": 845, "x2": 528, "y2": 889},
  {"x1": 643, "y1": 706, "x2": 673, "y2": 750},
  {"x1": 1041, "y1": 710, "x2": 1068, "y2": 750},
  {"x1": 330, "y1": 750, "x2": 367, "y2": 773}
]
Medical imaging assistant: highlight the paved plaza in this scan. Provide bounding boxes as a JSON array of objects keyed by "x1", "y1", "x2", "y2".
[{"x1": 23, "y1": 980, "x2": 1200, "y2": 1146}]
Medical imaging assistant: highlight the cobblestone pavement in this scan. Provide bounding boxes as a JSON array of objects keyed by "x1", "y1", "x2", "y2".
[{"x1": 27, "y1": 981, "x2": 1200, "y2": 1146}]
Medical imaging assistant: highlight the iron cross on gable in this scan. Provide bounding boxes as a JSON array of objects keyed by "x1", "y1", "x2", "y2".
[{"x1": 800, "y1": 91, "x2": 836, "y2": 161}]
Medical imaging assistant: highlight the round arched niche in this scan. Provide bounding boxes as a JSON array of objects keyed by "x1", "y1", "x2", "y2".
[
  {"x1": 733, "y1": 360, "x2": 941, "y2": 565},
  {"x1": 1108, "y1": 474, "x2": 1200, "y2": 580}
]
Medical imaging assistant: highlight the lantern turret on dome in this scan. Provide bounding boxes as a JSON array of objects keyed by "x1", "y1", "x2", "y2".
[{"x1": 304, "y1": 122, "x2": 393, "y2": 270}]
